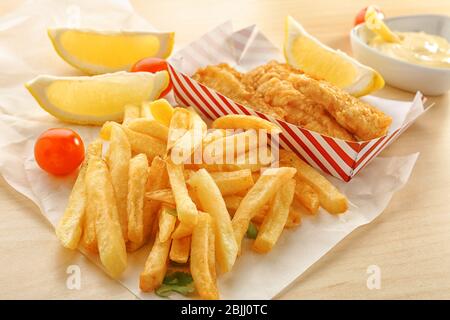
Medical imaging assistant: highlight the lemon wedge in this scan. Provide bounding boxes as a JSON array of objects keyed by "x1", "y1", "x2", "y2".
[
  {"x1": 26, "y1": 71, "x2": 170, "y2": 125},
  {"x1": 48, "y1": 28, "x2": 174, "y2": 75},
  {"x1": 284, "y1": 16, "x2": 384, "y2": 97}
]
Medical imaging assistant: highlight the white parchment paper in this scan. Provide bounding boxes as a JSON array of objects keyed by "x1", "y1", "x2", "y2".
[{"x1": 0, "y1": 0, "x2": 420, "y2": 299}]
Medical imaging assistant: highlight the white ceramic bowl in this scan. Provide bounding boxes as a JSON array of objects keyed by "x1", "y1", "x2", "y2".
[{"x1": 350, "y1": 14, "x2": 450, "y2": 95}]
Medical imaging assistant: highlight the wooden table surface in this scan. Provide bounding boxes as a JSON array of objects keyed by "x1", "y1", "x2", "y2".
[{"x1": 1, "y1": 0, "x2": 449, "y2": 299}]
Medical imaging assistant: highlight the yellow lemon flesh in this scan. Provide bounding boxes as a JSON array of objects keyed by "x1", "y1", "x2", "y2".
[
  {"x1": 26, "y1": 71, "x2": 170, "y2": 125},
  {"x1": 48, "y1": 28, "x2": 174, "y2": 75},
  {"x1": 284, "y1": 16, "x2": 384, "y2": 97}
]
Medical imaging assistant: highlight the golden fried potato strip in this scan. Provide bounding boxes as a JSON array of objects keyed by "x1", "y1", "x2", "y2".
[
  {"x1": 127, "y1": 153, "x2": 149, "y2": 245},
  {"x1": 108, "y1": 124, "x2": 131, "y2": 241},
  {"x1": 253, "y1": 179, "x2": 296, "y2": 253},
  {"x1": 188, "y1": 169, "x2": 238, "y2": 273},
  {"x1": 231, "y1": 167, "x2": 296, "y2": 250},
  {"x1": 280, "y1": 150, "x2": 348, "y2": 214},
  {"x1": 86, "y1": 156, "x2": 127, "y2": 278},
  {"x1": 140, "y1": 231, "x2": 172, "y2": 292},
  {"x1": 56, "y1": 139, "x2": 102, "y2": 249},
  {"x1": 191, "y1": 212, "x2": 219, "y2": 300}
]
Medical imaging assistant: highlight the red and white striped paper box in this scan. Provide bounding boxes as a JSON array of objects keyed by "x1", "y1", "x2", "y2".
[{"x1": 168, "y1": 22, "x2": 427, "y2": 182}]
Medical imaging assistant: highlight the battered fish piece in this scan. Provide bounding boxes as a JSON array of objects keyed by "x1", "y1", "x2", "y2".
[
  {"x1": 193, "y1": 61, "x2": 391, "y2": 141},
  {"x1": 244, "y1": 61, "x2": 392, "y2": 140},
  {"x1": 244, "y1": 68, "x2": 355, "y2": 141},
  {"x1": 289, "y1": 74, "x2": 392, "y2": 140},
  {"x1": 193, "y1": 64, "x2": 351, "y2": 139},
  {"x1": 192, "y1": 64, "x2": 287, "y2": 119}
]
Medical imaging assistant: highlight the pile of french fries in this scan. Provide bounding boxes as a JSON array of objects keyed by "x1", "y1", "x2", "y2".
[{"x1": 55, "y1": 99, "x2": 348, "y2": 299}]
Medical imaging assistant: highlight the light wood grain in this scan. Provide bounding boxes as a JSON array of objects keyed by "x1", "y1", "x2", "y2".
[{"x1": 0, "y1": 0, "x2": 449, "y2": 299}]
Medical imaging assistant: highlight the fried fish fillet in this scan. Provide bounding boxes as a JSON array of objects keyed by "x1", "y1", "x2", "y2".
[
  {"x1": 244, "y1": 61, "x2": 392, "y2": 141},
  {"x1": 192, "y1": 61, "x2": 392, "y2": 141},
  {"x1": 242, "y1": 65, "x2": 355, "y2": 141},
  {"x1": 192, "y1": 64, "x2": 287, "y2": 119}
]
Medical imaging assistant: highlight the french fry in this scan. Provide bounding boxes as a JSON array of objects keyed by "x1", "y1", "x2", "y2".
[
  {"x1": 140, "y1": 230, "x2": 172, "y2": 292},
  {"x1": 127, "y1": 157, "x2": 168, "y2": 252},
  {"x1": 166, "y1": 159, "x2": 198, "y2": 227},
  {"x1": 188, "y1": 185, "x2": 202, "y2": 209},
  {"x1": 253, "y1": 179, "x2": 296, "y2": 253},
  {"x1": 184, "y1": 169, "x2": 195, "y2": 180},
  {"x1": 80, "y1": 141, "x2": 105, "y2": 253},
  {"x1": 203, "y1": 130, "x2": 258, "y2": 164},
  {"x1": 141, "y1": 101, "x2": 154, "y2": 119},
  {"x1": 127, "y1": 118, "x2": 169, "y2": 142},
  {"x1": 197, "y1": 161, "x2": 263, "y2": 173},
  {"x1": 85, "y1": 156, "x2": 126, "y2": 278},
  {"x1": 56, "y1": 162, "x2": 87, "y2": 249},
  {"x1": 171, "y1": 109, "x2": 207, "y2": 164},
  {"x1": 122, "y1": 125, "x2": 166, "y2": 161},
  {"x1": 279, "y1": 150, "x2": 348, "y2": 214},
  {"x1": 285, "y1": 205, "x2": 302, "y2": 228},
  {"x1": 167, "y1": 108, "x2": 191, "y2": 151},
  {"x1": 86, "y1": 138, "x2": 103, "y2": 157},
  {"x1": 200, "y1": 145, "x2": 272, "y2": 173},
  {"x1": 146, "y1": 188, "x2": 175, "y2": 205},
  {"x1": 122, "y1": 104, "x2": 140, "y2": 126},
  {"x1": 102, "y1": 121, "x2": 166, "y2": 161},
  {"x1": 252, "y1": 171, "x2": 261, "y2": 182},
  {"x1": 172, "y1": 222, "x2": 194, "y2": 239},
  {"x1": 146, "y1": 156, "x2": 170, "y2": 191},
  {"x1": 107, "y1": 124, "x2": 131, "y2": 241},
  {"x1": 224, "y1": 196, "x2": 269, "y2": 224},
  {"x1": 294, "y1": 179, "x2": 320, "y2": 214},
  {"x1": 81, "y1": 198, "x2": 98, "y2": 253},
  {"x1": 223, "y1": 195, "x2": 243, "y2": 212},
  {"x1": 141, "y1": 156, "x2": 170, "y2": 245},
  {"x1": 158, "y1": 206, "x2": 177, "y2": 242},
  {"x1": 208, "y1": 169, "x2": 254, "y2": 196},
  {"x1": 188, "y1": 169, "x2": 238, "y2": 273},
  {"x1": 147, "y1": 99, "x2": 174, "y2": 127},
  {"x1": 208, "y1": 218, "x2": 217, "y2": 282},
  {"x1": 231, "y1": 167, "x2": 296, "y2": 251},
  {"x1": 212, "y1": 115, "x2": 282, "y2": 133},
  {"x1": 250, "y1": 206, "x2": 268, "y2": 225},
  {"x1": 99, "y1": 121, "x2": 114, "y2": 140},
  {"x1": 236, "y1": 146, "x2": 274, "y2": 167},
  {"x1": 56, "y1": 139, "x2": 102, "y2": 249},
  {"x1": 169, "y1": 236, "x2": 191, "y2": 264},
  {"x1": 127, "y1": 153, "x2": 149, "y2": 245},
  {"x1": 202, "y1": 129, "x2": 228, "y2": 147},
  {"x1": 190, "y1": 211, "x2": 219, "y2": 300}
]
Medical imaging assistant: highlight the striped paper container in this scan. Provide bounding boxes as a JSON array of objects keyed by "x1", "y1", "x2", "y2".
[{"x1": 168, "y1": 22, "x2": 428, "y2": 182}]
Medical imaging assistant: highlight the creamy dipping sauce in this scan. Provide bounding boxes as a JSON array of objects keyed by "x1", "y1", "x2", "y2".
[{"x1": 368, "y1": 31, "x2": 450, "y2": 68}]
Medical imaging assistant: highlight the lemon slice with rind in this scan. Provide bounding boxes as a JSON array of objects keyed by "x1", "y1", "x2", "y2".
[
  {"x1": 48, "y1": 28, "x2": 174, "y2": 75},
  {"x1": 284, "y1": 16, "x2": 384, "y2": 97},
  {"x1": 26, "y1": 71, "x2": 169, "y2": 125}
]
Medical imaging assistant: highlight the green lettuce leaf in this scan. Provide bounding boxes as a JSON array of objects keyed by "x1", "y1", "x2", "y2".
[
  {"x1": 246, "y1": 222, "x2": 258, "y2": 239},
  {"x1": 155, "y1": 272, "x2": 195, "y2": 298}
]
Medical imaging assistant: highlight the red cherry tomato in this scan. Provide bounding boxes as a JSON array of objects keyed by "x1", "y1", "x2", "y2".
[
  {"x1": 34, "y1": 128, "x2": 85, "y2": 176},
  {"x1": 130, "y1": 57, "x2": 173, "y2": 98},
  {"x1": 354, "y1": 6, "x2": 384, "y2": 26}
]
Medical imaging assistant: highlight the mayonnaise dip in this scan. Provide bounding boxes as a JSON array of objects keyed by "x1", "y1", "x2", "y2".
[{"x1": 368, "y1": 31, "x2": 450, "y2": 68}]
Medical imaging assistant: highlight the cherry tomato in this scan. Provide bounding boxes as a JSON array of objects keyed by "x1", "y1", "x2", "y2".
[
  {"x1": 130, "y1": 57, "x2": 173, "y2": 98},
  {"x1": 34, "y1": 128, "x2": 85, "y2": 176},
  {"x1": 354, "y1": 6, "x2": 384, "y2": 26}
]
